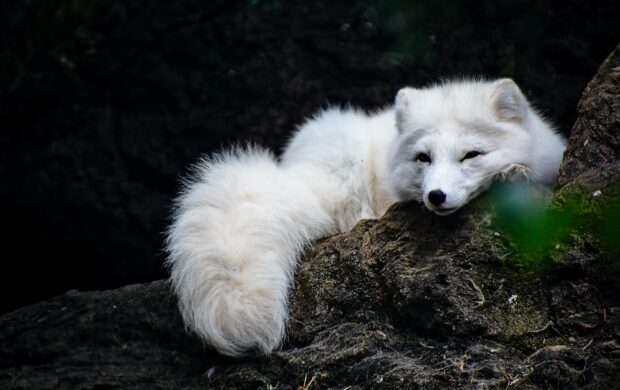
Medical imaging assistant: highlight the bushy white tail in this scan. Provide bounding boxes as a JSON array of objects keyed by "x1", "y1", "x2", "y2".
[{"x1": 166, "y1": 147, "x2": 332, "y2": 356}]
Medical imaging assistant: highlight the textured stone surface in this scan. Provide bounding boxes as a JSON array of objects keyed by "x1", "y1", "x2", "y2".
[
  {"x1": 557, "y1": 43, "x2": 620, "y2": 191},
  {"x1": 1, "y1": 42, "x2": 620, "y2": 389}
]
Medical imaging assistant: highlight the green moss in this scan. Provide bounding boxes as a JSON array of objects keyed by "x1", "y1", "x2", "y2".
[
  {"x1": 504, "y1": 313, "x2": 547, "y2": 338},
  {"x1": 476, "y1": 182, "x2": 620, "y2": 270}
]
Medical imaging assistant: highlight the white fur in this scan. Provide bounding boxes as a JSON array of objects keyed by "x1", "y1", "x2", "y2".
[
  {"x1": 166, "y1": 79, "x2": 566, "y2": 356},
  {"x1": 390, "y1": 79, "x2": 566, "y2": 214}
]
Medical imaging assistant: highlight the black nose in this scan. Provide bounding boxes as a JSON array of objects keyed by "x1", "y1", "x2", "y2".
[{"x1": 428, "y1": 189, "x2": 446, "y2": 206}]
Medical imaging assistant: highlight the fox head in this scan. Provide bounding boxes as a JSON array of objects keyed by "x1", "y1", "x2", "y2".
[{"x1": 387, "y1": 79, "x2": 555, "y2": 215}]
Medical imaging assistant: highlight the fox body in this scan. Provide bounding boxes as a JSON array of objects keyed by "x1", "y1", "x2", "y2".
[{"x1": 167, "y1": 79, "x2": 566, "y2": 356}]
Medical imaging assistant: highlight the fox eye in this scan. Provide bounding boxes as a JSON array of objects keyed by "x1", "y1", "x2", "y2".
[
  {"x1": 462, "y1": 151, "x2": 482, "y2": 161},
  {"x1": 415, "y1": 152, "x2": 431, "y2": 163}
]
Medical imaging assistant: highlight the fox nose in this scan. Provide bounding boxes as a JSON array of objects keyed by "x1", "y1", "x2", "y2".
[{"x1": 428, "y1": 189, "x2": 446, "y2": 206}]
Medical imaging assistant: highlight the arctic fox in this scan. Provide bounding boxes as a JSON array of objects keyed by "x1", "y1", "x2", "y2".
[{"x1": 166, "y1": 79, "x2": 566, "y2": 357}]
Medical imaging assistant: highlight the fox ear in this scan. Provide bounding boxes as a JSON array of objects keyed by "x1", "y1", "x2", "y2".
[
  {"x1": 395, "y1": 87, "x2": 416, "y2": 133},
  {"x1": 492, "y1": 79, "x2": 527, "y2": 123},
  {"x1": 395, "y1": 87, "x2": 416, "y2": 110}
]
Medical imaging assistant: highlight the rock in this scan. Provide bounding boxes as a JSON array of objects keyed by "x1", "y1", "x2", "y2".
[
  {"x1": 0, "y1": 282, "x2": 218, "y2": 389},
  {"x1": 2, "y1": 42, "x2": 620, "y2": 389},
  {"x1": 557, "y1": 43, "x2": 620, "y2": 190}
]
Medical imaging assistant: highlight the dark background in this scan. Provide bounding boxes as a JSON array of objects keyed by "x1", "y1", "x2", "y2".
[{"x1": 1, "y1": 0, "x2": 618, "y2": 314}]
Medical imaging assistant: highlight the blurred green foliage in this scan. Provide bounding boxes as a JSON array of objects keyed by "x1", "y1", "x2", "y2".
[
  {"x1": 602, "y1": 202, "x2": 620, "y2": 253},
  {"x1": 360, "y1": 0, "x2": 547, "y2": 75},
  {"x1": 486, "y1": 183, "x2": 620, "y2": 270}
]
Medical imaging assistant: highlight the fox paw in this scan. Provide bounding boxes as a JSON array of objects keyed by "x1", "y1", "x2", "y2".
[{"x1": 499, "y1": 164, "x2": 531, "y2": 182}]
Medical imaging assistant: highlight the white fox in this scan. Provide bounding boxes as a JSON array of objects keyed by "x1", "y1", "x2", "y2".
[{"x1": 166, "y1": 79, "x2": 566, "y2": 356}]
